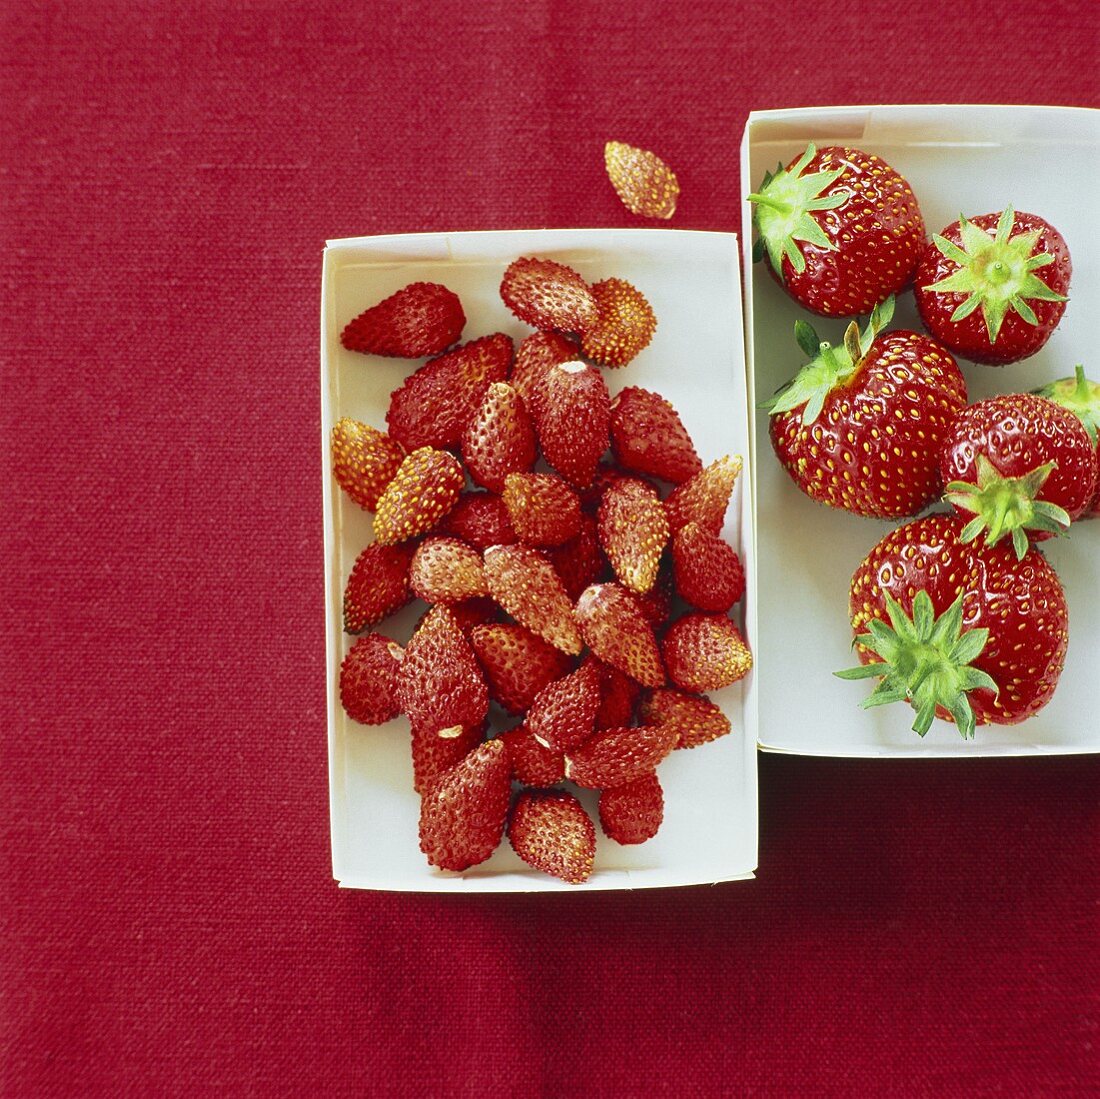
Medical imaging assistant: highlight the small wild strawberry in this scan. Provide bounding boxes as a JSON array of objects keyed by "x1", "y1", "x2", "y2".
[
  {"x1": 462, "y1": 381, "x2": 537, "y2": 494},
  {"x1": 574, "y1": 583, "x2": 665, "y2": 689},
  {"x1": 671, "y1": 522, "x2": 745, "y2": 613},
  {"x1": 532, "y1": 361, "x2": 611, "y2": 490},
  {"x1": 341, "y1": 281, "x2": 465, "y2": 358},
  {"x1": 609, "y1": 386, "x2": 702, "y2": 484},
  {"x1": 469, "y1": 623, "x2": 574, "y2": 716},
  {"x1": 598, "y1": 476, "x2": 668, "y2": 595},
  {"x1": 342, "y1": 541, "x2": 416, "y2": 634},
  {"x1": 580, "y1": 278, "x2": 658, "y2": 367},
  {"x1": 604, "y1": 141, "x2": 680, "y2": 220},
  {"x1": 508, "y1": 789, "x2": 596, "y2": 884},
  {"x1": 500, "y1": 256, "x2": 598, "y2": 333},
  {"x1": 373, "y1": 447, "x2": 464, "y2": 546},
  {"x1": 409, "y1": 537, "x2": 489, "y2": 604},
  {"x1": 330, "y1": 418, "x2": 405, "y2": 512},
  {"x1": 503, "y1": 472, "x2": 583, "y2": 547},
  {"x1": 662, "y1": 613, "x2": 753, "y2": 693},
  {"x1": 599, "y1": 773, "x2": 664, "y2": 845},
  {"x1": 640, "y1": 688, "x2": 731, "y2": 750},
  {"x1": 564, "y1": 723, "x2": 677, "y2": 789},
  {"x1": 339, "y1": 633, "x2": 404, "y2": 725}
]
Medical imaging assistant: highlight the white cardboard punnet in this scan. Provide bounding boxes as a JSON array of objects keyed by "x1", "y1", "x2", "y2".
[
  {"x1": 322, "y1": 229, "x2": 758, "y2": 891},
  {"x1": 741, "y1": 105, "x2": 1100, "y2": 758}
]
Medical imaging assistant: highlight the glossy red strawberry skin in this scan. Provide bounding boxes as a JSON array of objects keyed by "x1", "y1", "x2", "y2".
[
  {"x1": 609, "y1": 387, "x2": 701, "y2": 484},
  {"x1": 769, "y1": 331, "x2": 967, "y2": 519},
  {"x1": 500, "y1": 257, "x2": 598, "y2": 334},
  {"x1": 502, "y1": 472, "x2": 582, "y2": 547},
  {"x1": 410, "y1": 719, "x2": 486, "y2": 796},
  {"x1": 409, "y1": 537, "x2": 488, "y2": 604},
  {"x1": 640, "y1": 688, "x2": 731, "y2": 750},
  {"x1": 341, "y1": 281, "x2": 465, "y2": 358},
  {"x1": 849, "y1": 513, "x2": 1068, "y2": 726},
  {"x1": 597, "y1": 477, "x2": 669, "y2": 595}
]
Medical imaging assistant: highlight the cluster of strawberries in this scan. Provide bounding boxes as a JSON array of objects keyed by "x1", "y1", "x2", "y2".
[
  {"x1": 751, "y1": 143, "x2": 1099, "y2": 738},
  {"x1": 333, "y1": 256, "x2": 750, "y2": 883}
]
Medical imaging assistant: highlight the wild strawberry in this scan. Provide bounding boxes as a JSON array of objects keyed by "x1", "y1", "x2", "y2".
[
  {"x1": 598, "y1": 476, "x2": 668, "y2": 595},
  {"x1": 500, "y1": 256, "x2": 598, "y2": 334},
  {"x1": 397, "y1": 606, "x2": 489, "y2": 738},
  {"x1": 604, "y1": 141, "x2": 680, "y2": 220},
  {"x1": 438, "y1": 491, "x2": 517, "y2": 549},
  {"x1": 502, "y1": 472, "x2": 582, "y2": 547},
  {"x1": 341, "y1": 281, "x2": 465, "y2": 358},
  {"x1": 608, "y1": 386, "x2": 702, "y2": 484},
  {"x1": 508, "y1": 789, "x2": 596, "y2": 884},
  {"x1": 410, "y1": 719, "x2": 486, "y2": 796},
  {"x1": 526, "y1": 660, "x2": 602, "y2": 752},
  {"x1": 915, "y1": 207, "x2": 1071, "y2": 365},
  {"x1": 531, "y1": 361, "x2": 611, "y2": 489},
  {"x1": 574, "y1": 583, "x2": 665, "y2": 689},
  {"x1": 640, "y1": 688, "x2": 731, "y2": 750},
  {"x1": 1033, "y1": 366, "x2": 1100, "y2": 518},
  {"x1": 662, "y1": 613, "x2": 753, "y2": 693},
  {"x1": 373, "y1": 447, "x2": 464, "y2": 546},
  {"x1": 940, "y1": 393, "x2": 1097, "y2": 558},
  {"x1": 482, "y1": 544, "x2": 583, "y2": 655},
  {"x1": 509, "y1": 331, "x2": 580, "y2": 409},
  {"x1": 409, "y1": 536, "x2": 488, "y2": 604},
  {"x1": 671, "y1": 522, "x2": 745, "y2": 613},
  {"x1": 547, "y1": 513, "x2": 607, "y2": 601},
  {"x1": 386, "y1": 333, "x2": 513, "y2": 451},
  {"x1": 339, "y1": 633, "x2": 404, "y2": 725},
  {"x1": 564, "y1": 723, "x2": 677, "y2": 789},
  {"x1": 462, "y1": 381, "x2": 537, "y2": 493},
  {"x1": 665, "y1": 455, "x2": 742, "y2": 535},
  {"x1": 763, "y1": 297, "x2": 968, "y2": 519},
  {"x1": 635, "y1": 567, "x2": 674, "y2": 629},
  {"x1": 469, "y1": 623, "x2": 574, "y2": 715},
  {"x1": 330, "y1": 418, "x2": 405, "y2": 512},
  {"x1": 599, "y1": 774, "x2": 663, "y2": 845},
  {"x1": 838, "y1": 513, "x2": 1068, "y2": 736},
  {"x1": 748, "y1": 143, "x2": 924, "y2": 317},
  {"x1": 419, "y1": 739, "x2": 511, "y2": 871},
  {"x1": 584, "y1": 655, "x2": 642, "y2": 728},
  {"x1": 498, "y1": 725, "x2": 565, "y2": 787},
  {"x1": 580, "y1": 278, "x2": 657, "y2": 368},
  {"x1": 342, "y1": 541, "x2": 416, "y2": 634}
]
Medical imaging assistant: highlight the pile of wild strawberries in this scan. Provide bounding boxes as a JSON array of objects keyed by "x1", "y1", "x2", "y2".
[{"x1": 333, "y1": 256, "x2": 751, "y2": 884}]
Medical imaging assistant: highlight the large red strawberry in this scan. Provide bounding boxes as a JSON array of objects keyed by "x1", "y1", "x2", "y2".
[
  {"x1": 386, "y1": 333, "x2": 513, "y2": 451},
  {"x1": 662, "y1": 614, "x2": 753, "y2": 693},
  {"x1": 531, "y1": 361, "x2": 611, "y2": 490},
  {"x1": 462, "y1": 381, "x2": 537, "y2": 494},
  {"x1": 342, "y1": 540, "x2": 416, "y2": 633},
  {"x1": 339, "y1": 633, "x2": 404, "y2": 725},
  {"x1": 469, "y1": 623, "x2": 574, "y2": 715},
  {"x1": 341, "y1": 281, "x2": 465, "y2": 358},
  {"x1": 580, "y1": 278, "x2": 657, "y2": 368},
  {"x1": 373, "y1": 447, "x2": 464, "y2": 545},
  {"x1": 748, "y1": 143, "x2": 925, "y2": 317},
  {"x1": 764, "y1": 296, "x2": 968, "y2": 519},
  {"x1": 482, "y1": 545, "x2": 583, "y2": 655},
  {"x1": 940, "y1": 393, "x2": 1097, "y2": 558},
  {"x1": 597, "y1": 476, "x2": 668, "y2": 595},
  {"x1": 564, "y1": 723, "x2": 677, "y2": 789},
  {"x1": 419, "y1": 739, "x2": 511, "y2": 872},
  {"x1": 1033, "y1": 366, "x2": 1100, "y2": 518},
  {"x1": 837, "y1": 513, "x2": 1068, "y2": 736},
  {"x1": 599, "y1": 774, "x2": 663, "y2": 845},
  {"x1": 330, "y1": 418, "x2": 405, "y2": 512},
  {"x1": 508, "y1": 789, "x2": 596, "y2": 884},
  {"x1": 915, "y1": 207, "x2": 1071, "y2": 365},
  {"x1": 574, "y1": 583, "x2": 665, "y2": 689},
  {"x1": 500, "y1": 257, "x2": 598, "y2": 334},
  {"x1": 609, "y1": 387, "x2": 702, "y2": 484}
]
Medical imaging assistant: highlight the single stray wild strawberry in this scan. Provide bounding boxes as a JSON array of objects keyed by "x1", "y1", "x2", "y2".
[
  {"x1": 575, "y1": 583, "x2": 665, "y2": 689},
  {"x1": 1033, "y1": 366, "x2": 1100, "y2": 518},
  {"x1": 373, "y1": 447, "x2": 464, "y2": 546},
  {"x1": 604, "y1": 141, "x2": 680, "y2": 220},
  {"x1": 662, "y1": 614, "x2": 753, "y2": 693},
  {"x1": 671, "y1": 522, "x2": 745, "y2": 613},
  {"x1": 508, "y1": 789, "x2": 596, "y2": 884},
  {"x1": 342, "y1": 540, "x2": 416, "y2": 634},
  {"x1": 749, "y1": 143, "x2": 924, "y2": 317},
  {"x1": 339, "y1": 633, "x2": 404, "y2": 725},
  {"x1": 599, "y1": 773, "x2": 664, "y2": 845},
  {"x1": 580, "y1": 278, "x2": 658, "y2": 367},
  {"x1": 330, "y1": 418, "x2": 405, "y2": 512},
  {"x1": 341, "y1": 281, "x2": 465, "y2": 358},
  {"x1": 462, "y1": 381, "x2": 537, "y2": 494},
  {"x1": 609, "y1": 387, "x2": 702, "y2": 484},
  {"x1": 500, "y1": 257, "x2": 599, "y2": 334},
  {"x1": 532, "y1": 361, "x2": 611, "y2": 489}
]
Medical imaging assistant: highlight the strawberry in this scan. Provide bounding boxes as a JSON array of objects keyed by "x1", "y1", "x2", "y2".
[
  {"x1": 604, "y1": 141, "x2": 680, "y2": 220},
  {"x1": 469, "y1": 623, "x2": 574, "y2": 715},
  {"x1": 584, "y1": 655, "x2": 642, "y2": 728},
  {"x1": 665, "y1": 455, "x2": 742, "y2": 535},
  {"x1": 597, "y1": 476, "x2": 668, "y2": 595},
  {"x1": 608, "y1": 386, "x2": 702, "y2": 484},
  {"x1": 531, "y1": 361, "x2": 611, "y2": 489},
  {"x1": 662, "y1": 613, "x2": 753, "y2": 693},
  {"x1": 598, "y1": 774, "x2": 663, "y2": 845},
  {"x1": 915, "y1": 207, "x2": 1071, "y2": 365},
  {"x1": 640, "y1": 688, "x2": 731, "y2": 750},
  {"x1": 574, "y1": 583, "x2": 665, "y2": 689},
  {"x1": 341, "y1": 281, "x2": 465, "y2": 358},
  {"x1": 397, "y1": 606, "x2": 489, "y2": 738},
  {"x1": 671, "y1": 522, "x2": 745, "y2": 613},
  {"x1": 462, "y1": 381, "x2": 537, "y2": 493},
  {"x1": 509, "y1": 331, "x2": 580, "y2": 409},
  {"x1": 373, "y1": 447, "x2": 464, "y2": 546},
  {"x1": 502, "y1": 472, "x2": 582, "y2": 547},
  {"x1": 339, "y1": 633, "x2": 404, "y2": 725},
  {"x1": 409, "y1": 536, "x2": 488, "y2": 604},
  {"x1": 419, "y1": 739, "x2": 511, "y2": 872},
  {"x1": 1033, "y1": 366, "x2": 1100, "y2": 518},
  {"x1": 386, "y1": 333, "x2": 513, "y2": 451},
  {"x1": 410, "y1": 718, "x2": 486, "y2": 796},
  {"x1": 837, "y1": 513, "x2": 1068, "y2": 736},
  {"x1": 763, "y1": 297, "x2": 968, "y2": 519},
  {"x1": 500, "y1": 256, "x2": 598, "y2": 334},
  {"x1": 634, "y1": 567, "x2": 673, "y2": 629},
  {"x1": 564, "y1": 723, "x2": 677, "y2": 789},
  {"x1": 547, "y1": 513, "x2": 607, "y2": 601},
  {"x1": 482, "y1": 544, "x2": 583, "y2": 655},
  {"x1": 748, "y1": 143, "x2": 925, "y2": 317},
  {"x1": 526, "y1": 660, "x2": 602, "y2": 752},
  {"x1": 940, "y1": 393, "x2": 1097, "y2": 558},
  {"x1": 330, "y1": 418, "x2": 405, "y2": 512},
  {"x1": 508, "y1": 789, "x2": 596, "y2": 884},
  {"x1": 580, "y1": 278, "x2": 657, "y2": 367},
  {"x1": 498, "y1": 725, "x2": 565, "y2": 787},
  {"x1": 438, "y1": 490, "x2": 517, "y2": 550},
  {"x1": 342, "y1": 541, "x2": 416, "y2": 633}
]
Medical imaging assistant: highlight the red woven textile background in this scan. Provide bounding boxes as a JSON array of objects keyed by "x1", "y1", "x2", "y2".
[{"x1": 3, "y1": 3, "x2": 1098, "y2": 1095}]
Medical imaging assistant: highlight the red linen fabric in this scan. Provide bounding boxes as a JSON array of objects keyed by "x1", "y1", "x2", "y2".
[{"x1": 2, "y1": 3, "x2": 1098, "y2": 1096}]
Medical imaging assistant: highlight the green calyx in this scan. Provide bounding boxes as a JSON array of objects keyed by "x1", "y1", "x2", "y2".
[
  {"x1": 1033, "y1": 365, "x2": 1100, "y2": 446},
  {"x1": 747, "y1": 143, "x2": 851, "y2": 280},
  {"x1": 945, "y1": 453, "x2": 1071, "y2": 560},
  {"x1": 923, "y1": 206, "x2": 1068, "y2": 344},
  {"x1": 759, "y1": 296, "x2": 895, "y2": 425},
  {"x1": 835, "y1": 591, "x2": 998, "y2": 740}
]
